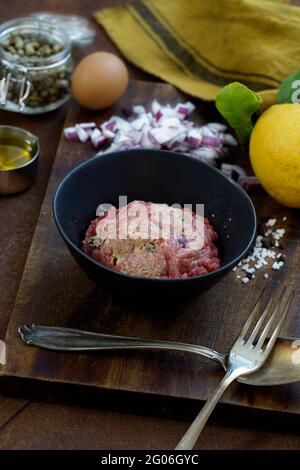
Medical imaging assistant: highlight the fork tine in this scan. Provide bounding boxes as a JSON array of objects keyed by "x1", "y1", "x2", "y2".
[
  {"x1": 264, "y1": 289, "x2": 294, "y2": 354},
  {"x1": 246, "y1": 288, "x2": 285, "y2": 345},
  {"x1": 235, "y1": 285, "x2": 272, "y2": 342},
  {"x1": 235, "y1": 296, "x2": 262, "y2": 342},
  {"x1": 256, "y1": 286, "x2": 294, "y2": 351}
]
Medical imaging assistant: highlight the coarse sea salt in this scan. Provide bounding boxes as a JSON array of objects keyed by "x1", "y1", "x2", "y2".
[
  {"x1": 265, "y1": 218, "x2": 277, "y2": 227},
  {"x1": 233, "y1": 218, "x2": 286, "y2": 284},
  {"x1": 272, "y1": 262, "x2": 281, "y2": 270}
]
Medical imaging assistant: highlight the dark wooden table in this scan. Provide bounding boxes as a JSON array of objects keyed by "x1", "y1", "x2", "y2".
[{"x1": 0, "y1": 0, "x2": 300, "y2": 450}]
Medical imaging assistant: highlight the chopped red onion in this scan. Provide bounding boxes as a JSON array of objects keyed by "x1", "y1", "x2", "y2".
[
  {"x1": 77, "y1": 122, "x2": 97, "y2": 131},
  {"x1": 221, "y1": 164, "x2": 247, "y2": 180},
  {"x1": 201, "y1": 126, "x2": 216, "y2": 138},
  {"x1": 190, "y1": 147, "x2": 219, "y2": 162},
  {"x1": 221, "y1": 133, "x2": 238, "y2": 146},
  {"x1": 175, "y1": 101, "x2": 195, "y2": 118},
  {"x1": 168, "y1": 142, "x2": 190, "y2": 152},
  {"x1": 166, "y1": 132, "x2": 187, "y2": 150},
  {"x1": 64, "y1": 126, "x2": 79, "y2": 142},
  {"x1": 115, "y1": 131, "x2": 134, "y2": 146},
  {"x1": 75, "y1": 124, "x2": 89, "y2": 143},
  {"x1": 139, "y1": 126, "x2": 160, "y2": 149},
  {"x1": 150, "y1": 126, "x2": 184, "y2": 145},
  {"x1": 155, "y1": 110, "x2": 163, "y2": 122},
  {"x1": 202, "y1": 136, "x2": 220, "y2": 147},
  {"x1": 238, "y1": 176, "x2": 262, "y2": 193},
  {"x1": 186, "y1": 128, "x2": 202, "y2": 148},
  {"x1": 207, "y1": 122, "x2": 227, "y2": 132},
  {"x1": 187, "y1": 136, "x2": 200, "y2": 148},
  {"x1": 104, "y1": 120, "x2": 117, "y2": 133},
  {"x1": 162, "y1": 116, "x2": 183, "y2": 129},
  {"x1": 132, "y1": 105, "x2": 146, "y2": 115},
  {"x1": 182, "y1": 120, "x2": 194, "y2": 130},
  {"x1": 91, "y1": 128, "x2": 106, "y2": 148},
  {"x1": 131, "y1": 114, "x2": 151, "y2": 131},
  {"x1": 140, "y1": 126, "x2": 160, "y2": 148},
  {"x1": 151, "y1": 100, "x2": 161, "y2": 115},
  {"x1": 177, "y1": 106, "x2": 189, "y2": 115},
  {"x1": 101, "y1": 127, "x2": 115, "y2": 139},
  {"x1": 64, "y1": 100, "x2": 243, "y2": 180}
]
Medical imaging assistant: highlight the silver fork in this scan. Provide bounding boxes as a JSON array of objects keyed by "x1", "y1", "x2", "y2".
[{"x1": 175, "y1": 285, "x2": 294, "y2": 450}]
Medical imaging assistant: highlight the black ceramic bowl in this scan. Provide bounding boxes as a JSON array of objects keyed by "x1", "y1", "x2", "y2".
[{"x1": 53, "y1": 149, "x2": 256, "y2": 298}]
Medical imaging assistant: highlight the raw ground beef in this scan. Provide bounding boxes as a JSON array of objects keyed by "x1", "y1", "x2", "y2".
[{"x1": 82, "y1": 201, "x2": 220, "y2": 279}]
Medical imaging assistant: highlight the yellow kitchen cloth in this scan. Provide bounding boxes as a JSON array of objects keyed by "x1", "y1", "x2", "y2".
[{"x1": 94, "y1": 0, "x2": 300, "y2": 101}]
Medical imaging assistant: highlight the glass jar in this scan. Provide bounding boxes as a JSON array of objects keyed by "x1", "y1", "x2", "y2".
[{"x1": 0, "y1": 15, "x2": 95, "y2": 114}]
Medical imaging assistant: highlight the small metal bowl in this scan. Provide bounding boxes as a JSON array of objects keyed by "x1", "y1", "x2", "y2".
[{"x1": 0, "y1": 125, "x2": 39, "y2": 195}]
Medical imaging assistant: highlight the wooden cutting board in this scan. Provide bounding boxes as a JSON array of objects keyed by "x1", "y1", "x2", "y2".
[{"x1": 2, "y1": 80, "x2": 300, "y2": 418}]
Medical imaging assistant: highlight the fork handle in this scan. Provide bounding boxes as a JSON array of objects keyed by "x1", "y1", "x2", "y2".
[
  {"x1": 175, "y1": 367, "x2": 244, "y2": 450},
  {"x1": 18, "y1": 324, "x2": 227, "y2": 368}
]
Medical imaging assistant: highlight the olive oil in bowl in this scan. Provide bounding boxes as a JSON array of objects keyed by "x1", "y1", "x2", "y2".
[
  {"x1": 0, "y1": 139, "x2": 33, "y2": 170},
  {"x1": 0, "y1": 126, "x2": 39, "y2": 194}
]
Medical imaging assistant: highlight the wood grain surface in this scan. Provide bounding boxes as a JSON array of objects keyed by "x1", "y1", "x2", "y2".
[{"x1": 2, "y1": 79, "x2": 300, "y2": 421}]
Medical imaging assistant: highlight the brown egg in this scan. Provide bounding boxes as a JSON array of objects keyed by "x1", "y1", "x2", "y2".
[{"x1": 71, "y1": 52, "x2": 129, "y2": 110}]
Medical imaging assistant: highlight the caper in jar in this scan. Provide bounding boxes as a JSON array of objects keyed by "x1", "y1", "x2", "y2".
[
  {"x1": 0, "y1": 63, "x2": 72, "y2": 110},
  {"x1": 1, "y1": 33, "x2": 64, "y2": 59},
  {"x1": 0, "y1": 32, "x2": 71, "y2": 112}
]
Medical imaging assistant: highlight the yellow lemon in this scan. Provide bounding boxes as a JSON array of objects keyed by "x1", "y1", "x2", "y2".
[{"x1": 250, "y1": 103, "x2": 300, "y2": 208}]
